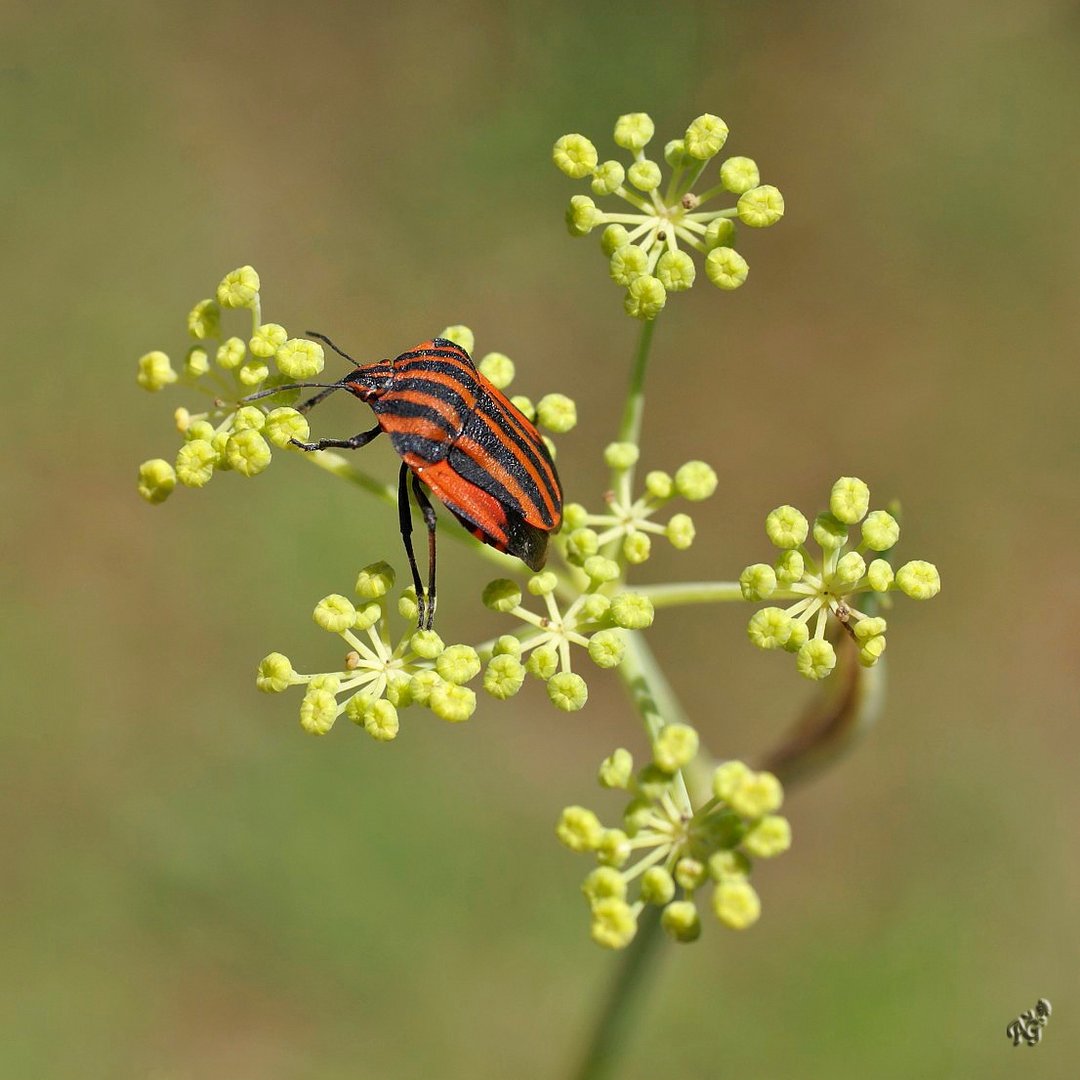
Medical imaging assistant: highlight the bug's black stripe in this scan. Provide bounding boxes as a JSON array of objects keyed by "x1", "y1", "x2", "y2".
[
  {"x1": 385, "y1": 377, "x2": 474, "y2": 421},
  {"x1": 375, "y1": 397, "x2": 458, "y2": 434},
  {"x1": 480, "y1": 390, "x2": 557, "y2": 483},
  {"x1": 392, "y1": 360, "x2": 480, "y2": 394},
  {"x1": 446, "y1": 444, "x2": 526, "y2": 520}
]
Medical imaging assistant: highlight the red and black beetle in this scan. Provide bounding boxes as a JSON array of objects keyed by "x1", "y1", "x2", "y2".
[{"x1": 248, "y1": 335, "x2": 563, "y2": 629}]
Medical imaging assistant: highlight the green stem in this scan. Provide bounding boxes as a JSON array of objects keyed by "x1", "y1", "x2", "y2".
[
  {"x1": 571, "y1": 906, "x2": 664, "y2": 1080},
  {"x1": 613, "y1": 318, "x2": 658, "y2": 505},
  {"x1": 638, "y1": 581, "x2": 743, "y2": 606}
]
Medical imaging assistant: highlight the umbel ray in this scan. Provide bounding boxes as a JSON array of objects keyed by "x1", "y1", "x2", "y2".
[{"x1": 246, "y1": 333, "x2": 563, "y2": 630}]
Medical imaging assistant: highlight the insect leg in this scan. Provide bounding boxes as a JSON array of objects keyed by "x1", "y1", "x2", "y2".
[
  {"x1": 411, "y1": 474, "x2": 438, "y2": 630},
  {"x1": 291, "y1": 424, "x2": 383, "y2": 452},
  {"x1": 398, "y1": 462, "x2": 426, "y2": 628}
]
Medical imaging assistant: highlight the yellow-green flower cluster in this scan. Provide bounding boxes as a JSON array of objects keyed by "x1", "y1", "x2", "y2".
[
  {"x1": 742, "y1": 477, "x2": 941, "y2": 679},
  {"x1": 257, "y1": 562, "x2": 487, "y2": 739},
  {"x1": 553, "y1": 113, "x2": 784, "y2": 319},
  {"x1": 136, "y1": 265, "x2": 325, "y2": 504},
  {"x1": 558, "y1": 734, "x2": 791, "y2": 948},
  {"x1": 480, "y1": 573, "x2": 655, "y2": 713},
  {"x1": 561, "y1": 456, "x2": 717, "y2": 567}
]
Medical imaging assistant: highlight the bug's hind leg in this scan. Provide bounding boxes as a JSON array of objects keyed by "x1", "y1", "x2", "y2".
[
  {"x1": 411, "y1": 474, "x2": 438, "y2": 630},
  {"x1": 291, "y1": 424, "x2": 383, "y2": 452},
  {"x1": 398, "y1": 463, "x2": 428, "y2": 628}
]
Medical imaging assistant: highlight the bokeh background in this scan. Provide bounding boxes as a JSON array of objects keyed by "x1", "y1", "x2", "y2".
[{"x1": 4, "y1": 0, "x2": 1079, "y2": 1076}]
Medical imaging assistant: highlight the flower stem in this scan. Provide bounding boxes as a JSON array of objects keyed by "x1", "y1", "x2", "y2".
[
  {"x1": 570, "y1": 905, "x2": 664, "y2": 1080},
  {"x1": 613, "y1": 318, "x2": 657, "y2": 505},
  {"x1": 637, "y1": 581, "x2": 743, "y2": 606}
]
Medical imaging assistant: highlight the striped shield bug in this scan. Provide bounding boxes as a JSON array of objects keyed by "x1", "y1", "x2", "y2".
[{"x1": 247, "y1": 334, "x2": 563, "y2": 629}]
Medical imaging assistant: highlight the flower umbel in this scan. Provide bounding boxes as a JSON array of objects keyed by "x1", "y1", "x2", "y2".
[
  {"x1": 743, "y1": 478, "x2": 941, "y2": 678},
  {"x1": 554, "y1": 113, "x2": 785, "y2": 318},
  {"x1": 559, "y1": 735, "x2": 791, "y2": 948}
]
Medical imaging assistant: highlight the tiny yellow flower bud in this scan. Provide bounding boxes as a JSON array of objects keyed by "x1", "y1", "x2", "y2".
[
  {"x1": 355, "y1": 561, "x2": 396, "y2": 600},
  {"x1": 553, "y1": 133, "x2": 599, "y2": 178},
  {"x1": 563, "y1": 502, "x2": 588, "y2": 531},
  {"x1": 665, "y1": 513, "x2": 696, "y2": 549},
  {"x1": 674, "y1": 857, "x2": 707, "y2": 891},
  {"x1": 250, "y1": 322, "x2": 288, "y2": 358},
  {"x1": 225, "y1": 430, "x2": 272, "y2": 477},
  {"x1": 407, "y1": 669, "x2": 442, "y2": 706},
  {"x1": 579, "y1": 594, "x2": 611, "y2": 622},
  {"x1": 861, "y1": 510, "x2": 900, "y2": 551},
  {"x1": 655, "y1": 250, "x2": 695, "y2": 293},
  {"x1": 536, "y1": 393, "x2": 577, "y2": 433},
  {"x1": 493, "y1": 634, "x2": 522, "y2": 658},
  {"x1": 136, "y1": 350, "x2": 177, "y2": 391},
  {"x1": 747, "y1": 607, "x2": 793, "y2": 650},
  {"x1": 187, "y1": 298, "x2": 221, "y2": 340},
  {"x1": 609, "y1": 244, "x2": 649, "y2": 285},
  {"x1": 854, "y1": 616, "x2": 887, "y2": 641},
  {"x1": 528, "y1": 570, "x2": 559, "y2": 596},
  {"x1": 624, "y1": 275, "x2": 667, "y2": 320},
  {"x1": 264, "y1": 407, "x2": 310, "y2": 448},
  {"x1": 313, "y1": 594, "x2": 355, "y2": 633},
  {"x1": 215, "y1": 336, "x2": 246, "y2": 370},
  {"x1": 743, "y1": 815, "x2": 792, "y2": 859},
  {"x1": 478, "y1": 351, "x2": 515, "y2": 390},
  {"x1": 256, "y1": 652, "x2": 296, "y2": 693},
  {"x1": 858, "y1": 635, "x2": 887, "y2": 667},
  {"x1": 275, "y1": 338, "x2": 325, "y2": 379},
  {"x1": 685, "y1": 113, "x2": 729, "y2": 159},
  {"x1": 410, "y1": 629, "x2": 445, "y2": 660},
  {"x1": 429, "y1": 681, "x2": 477, "y2": 722},
  {"x1": 641, "y1": 867, "x2": 676, "y2": 906},
  {"x1": 834, "y1": 551, "x2": 867, "y2": 586},
  {"x1": 867, "y1": 558, "x2": 894, "y2": 591},
  {"x1": 439, "y1": 325, "x2": 474, "y2": 354},
  {"x1": 352, "y1": 601, "x2": 381, "y2": 632},
  {"x1": 232, "y1": 405, "x2": 265, "y2": 432},
  {"x1": 627, "y1": 159, "x2": 662, "y2": 192},
  {"x1": 137, "y1": 459, "x2": 176, "y2": 504},
  {"x1": 613, "y1": 112, "x2": 655, "y2": 151},
  {"x1": 300, "y1": 686, "x2": 338, "y2": 735},
  {"x1": 588, "y1": 629, "x2": 625, "y2": 669},
  {"x1": 704, "y1": 217, "x2": 736, "y2": 250},
  {"x1": 590, "y1": 898, "x2": 638, "y2": 949},
  {"x1": 796, "y1": 639, "x2": 837, "y2": 680},
  {"x1": 622, "y1": 532, "x2": 651, "y2": 564},
  {"x1": 548, "y1": 671, "x2": 589, "y2": 712},
  {"x1": 896, "y1": 560, "x2": 941, "y2": 599},
  {"x1": 674, "y1": 461, "x2": 717, "y2": 501},
  {"x1": 525, "y1": 646, "x2": 558, "y2": 680},
  {"x1": 436, "y1": 644, "x2": 481, "y2": 686},
  {"x1": 566, "y1": 194, "x2": 603, "y2": 236},
  {"x1": 712, "y1": 879, "x2": 761, "y2": 929},
  {"x1": 774, "y1": 549, "x2": 805, "y2": 584},
  {"x1": 556, "y1": 805, "x2": 603, "y2": 852},
  {"x1": 601, "y1": 223, "x2": 631, "y2": 256},
  {"x1": 482, "y1": 578, "x2": 522, "y2": 613},
  {"x1": 766, "y1": 505, "x2": 808, "y2": 549},
  {"x1": 484, "y1": 654, "x2": 526, "y2": 699},
  {"x1": 583, "y1": 555, "x2": 620, "y2": 584},
  {"x1": 510, "y1": 394, "x2": 535, "y2": 421},
  {"x1": 604, "y1": 442, "x2": 639, "y2": 469},
  {"x1": 709, "y1": 850, "x2": 751, "y2": 880},
  {"x1": 385, "y1": 671, "x2": 413, "y2": 708},
  {"x1": 664, "y1": 139, "x2": 687, "y2": 166},
  {"x1": 363, "y1": 698, "x2": 400, "y2": 741},
  {"x1": 598, "y1": 747, "x2": 634, "y2": 789},
  {"x1": 812, "y1": 512, "x2": 848, "y2": 550},
  {"x1": 653, "y1": 723, "x2": 699, "y2": 773},
  {"x1": 583, "y1": 866, "x2": 627, "y2": 904},
  {"x1": 830, "y1": 477, "x2": 870, "y2": 525},
  {"x1": 713, "y1": 760, "x2": 752, "y2": 802},
  {"x1": 216, "y1": 265, "x2": 261, "y2": 308},
  {"x1": 740, "y1": 563, "x2": 777, "y2": 601},
  {"x1": 645, "y1": 470, "x2": 673, "y2": 499},
  {"x1": 610, "y1": 593, "x2": 654, "y2": 630},
  {"x1": 210, "y1": 431, "x2": 232, "y2": 469},
  {"x1": 662, "y1": 900, "x2": 702, "y2": 943},
  {"x1": 183, "y1": 346, "x2": 209, "y2": 377},
  {"x1": 705, "y1": 246, "x2": 749, "y2": 290},
  {"x1": 783, "y1": 620, "x2": 810, "y2": 653},
  {"x1": 238, "y1": 358, "x2": 270, "y2": 386},
  {"x1": 175, "y1": 439, "x2": 217, "y2": 488},
  {"x1": 737, "y1": 185, "x2": 785, "y2": 228},
  {"x1": 591, "y1": 160, "x2": 625, "y2": 196},
  {"x1": 566, "y1": 528, "x2": 600, "y2": 563},
  {"x1": 597, "y1": 828, "x2": 631, "y2": 868},
  {"x1": 720, "y1": 156, "x2": 760, "y2": 194},
  {"x1": 730, "y1": 770, "x2": 783, "y2": 818}
]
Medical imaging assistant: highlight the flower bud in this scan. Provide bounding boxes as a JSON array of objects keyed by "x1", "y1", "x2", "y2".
[
  {"x1": 737, "y1": 185, "x2": 785, "y2": 227},
  {"x1": 591, "y1": 160, "x2": 625, "y2": 196},
  {"x1": 176, "y1": 439, "x2": 217, "y2": 487},
  {"x1": 627, "y1": 159, "x2": 662, "y2": 192},
  {"x1": 665, "y1": 513, "x2": 695, "y2": 549},
  {"x1": 187, "y1": 298, "x2": 220, "y2": 339},
  {"x1": 249, "y1": 322, "x2": 288, "y2": 358},
  {"x1": 183, "y1": 346, "x2": 209, "y2": 377},
  {"x1": 225, "y1": 430, "x2": 272, "y2": 477},
  {"x1": 622, "y1": 532, "x2": 651, "y2": 564},
  {"x1": 556, "y1": 806, "x2": 603, "y2": 852},
  {"x1": 796, "y1": 639, "x2": 837, "y2": 680},
  {"x1": 300, "y1": 685, "x2": 338, "y2": 735},
  {"x1": 256, "y1": 652, "x2": 295, "y2": 693},
  {"x1": 216, "y1": 265, "x2": 261, "y2": 308},
  {"x1": 684, "y1": 113, "x2": 728, "y2": 159},
  {"x1": 613, "y1": 112, "x2": 655, "y2": 151},
  {"x1": 674, "y1": 857, "x2": 707, "y2": 891},
  {"x1": 264, "y1": 407, "x2": 309, "y2": 448},
  {"x1": 598, "y1": 747, "x2": 634, "y2": 789},
  {"x1": 439, "y1": 325, "x2": 474, "y2": 354},
  {"x1": 644, "y1": 470, "x2": 673, "y2": 499},
  {"x1": 705, "y1": 246, "x2": 749, "y2": 290},
  {"x1": 276, "y1": 338, "x2": 325, "y2": 379},
  {"x1": 547, "y1": 671, "x2": 589, "y2": 711},
  {"x1": 656, "y1": 250, "x2": 696, "y2": 292},
  {"x1": 313, "y1": 594, "x2": 355, "y2": 633},
  {"x1": 528, "y1": 570, "x2": 559, "y2": 596},
  {"x1": 215, "y1": 337, "x2": 245, "y2": 370},
  {"x1": 653, "y1": 723, "x2": 699, "y2": 773},
  {"x1": 553, "y1": 133, "x2": 598, "y2": 178},
  {"x1": 566, "y1": 528, "x2": 600, "y2": 563},
  {"x1": 812, "y1": 512, "x2": 848, "y2": 550},
  {"x1": 232, "y1": 405, "x2": 265, "y2": 432},
  {"x1": 429, "y1": 682, "x2": 477, "y2": 722},
  {"x1": 662, "y1": 900, "x2": 702, "y2": 943},
  {"x1": 834, "y1": 551, "x2": 867, "y2": 587},
  {"x1": 136, "y1": 351, "x2": 177, "y2": 391},
  {"x1": 597, "y1": 829, "x2": 631, "y2": 868},
  {"x1": 712, "y1": 879, "x2": 761, "y2": 929},
  {"x1": 674, "y1": 461, "x2": 717, "y2": 501},
  {"x1": 867, "y1": 558, "x2": 894, "y2": 591},
  {"x1": 830, "y1": 476, "x2": 870, "y2": 524},
  {"x1": 566, "y1": 194, "x2": 603, "y2": 236},
  {"x1": 482, "y1": 579, "x2": 522, "y2": 613},
  {"x1": 137, "y1": 459, "x2": 176, "y2": 503},
  {"x1": 436, "y1": 644, "x2": 481, "y2": 685},
  {"x1": 609, "y1": 244, "x2": 649, "y2": 285},
  {"x1": 895, "y1": 560, "x2": 941, "y2": 599},
  {"x1": 583, "y1": 555, "x2": 620, "y2": 584},
  {"x1": 765, "y1": 505, "x2": 808, "y2": 549},
  {"x1": 640, "y1": 867, "x2": 676, "y2": 906},
  {"x1": 861, "y1": 510, "x2": 900, "y2": 551},
  {"x1": 775, "y1": 549, "x2": 805, "y2": 583},
  {"x1": 588, "y1": 629, "x2": 625, "y2": 669},
  {"x1": 739, "y1": 563, "x2": 777, "y2": 601},
  {"x1": 601, "y1": 223, "x2": 630, "y2": 256},
  {"x1": 354, "y1": 561, "x2": 396, "y2": 599},
  {"x1": 583, "y1": 866, "x2": 627, "y2": 904},
  {"x1": 624, "y1": 275, "x2": 667, "y2": 320},
  {"x1": 664, "y1": 139, "x2": 687, "y2": 166},
  {"x1": 720, "y1": 156, "x2": 760, "y2": 194},
  {"x1": 747, "y1": 607, "x2": 793, "y2": 650},
  {"x1": 610, "y1": 593, "x2": 654, "y2": 630},
  {"x1": 704, "y1": 217, "x2": 736, "y2": 250},
  {"x1": 410, "y1": 629, "x2": 445, "y2": 660},
  {"x1": 590, "y1": 898, "x2": 637, "y2": 949},
  {"x1": 536, "y1": 393, "x2": 577, "y2": 433},
  {"x1": 238, "y1": 359, "x2": 270, "y2": 386},
  {"x1": 713, "y1": 760, "x2": 752, "y2": 802},
  {"x1": 858, "y1": 635, "x2": 887, "y2": 667},
  {"x1": 729, "y1": 770, "x2": 783, "y2": 818},
  {"x1": 478, "y1": 352, "x2": 515, "y2": 389},
  {"x1": 742, "y1": 815, "x2": 792, "y2": 858},
  {"x1": 484, "y1": 654, "x2": 526, "y2": 699},
  {"x1": 525, "y1": 646, "x2": 558, "y2": 680}
]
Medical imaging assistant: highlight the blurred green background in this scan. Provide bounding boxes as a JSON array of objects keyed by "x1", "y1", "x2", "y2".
[{"x1": 4, "y1": 0, "x2": 1079, "y2": 1076}]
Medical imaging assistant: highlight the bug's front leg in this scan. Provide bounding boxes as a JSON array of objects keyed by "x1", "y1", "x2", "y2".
[
  {"x1": 398, "y1": 463, "x2": 428, "y2": 628},
  {"x1": 290, "y1": 424, "x2": 383, "y2": 452}
]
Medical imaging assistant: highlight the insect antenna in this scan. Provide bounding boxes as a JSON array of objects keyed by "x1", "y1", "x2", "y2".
[
  {"x1": 306, "y1": 330, "x2": 361, "y2": 368},
  {"x1": 240, "y1": 381, "x2": 345, "y2": 405}
]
